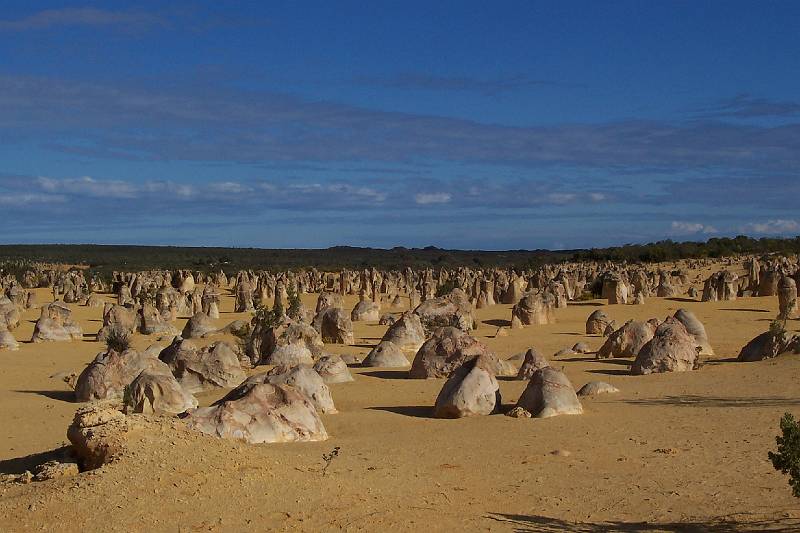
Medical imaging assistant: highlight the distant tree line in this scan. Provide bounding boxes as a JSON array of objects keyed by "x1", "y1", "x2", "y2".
[
  {"x1": 0, "y1": 236, "x2": 797, "y2": 276},
  {"x1": 570, "y1": 236, "x2": 800, "y2": 263}
]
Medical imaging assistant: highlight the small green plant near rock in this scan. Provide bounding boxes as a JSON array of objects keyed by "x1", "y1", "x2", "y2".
[
  {"x1": 769, "y1": 412, "x2": 800, "y2": 497},
  {"x1": 435, "y1": 279, "x2": 459, "y2": 297},
  {"x1": 287, "y1": 283, "x2": 302, "y2": 319},
  {"x1": 122, "y1": 384, "x2": 134, "y2": 410},
  {"x1": 254, "y1": 302, "x2": 285, "y2": 329},
  {"x1": 321, "y1": 446, "x2": 340, "y2": 477},
  {"x1": 770, "y1": 317, "x2": 788, "y2": 338},
  {"x1": 105, "y1": 328, "x2": 131, "y2": 353}
]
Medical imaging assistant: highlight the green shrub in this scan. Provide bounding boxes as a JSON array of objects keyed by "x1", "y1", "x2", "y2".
[
  {"x1": 769, "y1": 412, "x2": 800, "y2": 497},
  {"x1": 254, "y1": 303, "x2": 284, "y2": 329},
  {"x1": 287, "y1": 283, "x2": 302, "y2": 319},
  {"x1": 435, "y1": 279, "x2": 459, "y2": 297},
  {"x1": 105, "y1": 327, "x2": 131, "y2": 353}
]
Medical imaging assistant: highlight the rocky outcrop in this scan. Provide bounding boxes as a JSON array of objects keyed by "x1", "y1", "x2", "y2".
[
  {"x1": 586, "y1": 310, "x2": 612, "y2": 335},
  {"x1": 312, "y1": 306, "x2": 355, "y2": 345},
  {"x1": 362, "y1": 340, "x2": 410, "y2": 367},
  {"x1": 596, "y1": 320, "x2": 656, "y2": 359},
  {"x1": 351, "y1": 299, "x2": 380, "y2": 322},
  {"x1": 159, "y1": 339, "x2": 245, "y2": 393},
  {"x1": 124, "y1": 369, "x2": 197, "y2": 415},
  {"x1": 409, "y1": 327, "x2": 500, "y2": 379},
  {"x1": 187, "y1": 383, "x2": 328, "y2": 444},
  {"x1": 631, "y1": 318, "x2": 700, "y2": 375},
  {"x1": 737, "y1": 330, "x2": 799, "y2": 362},
  {"x1": 31, "y1": 303, "x2": 83, "y2": 343},
  {"x1": 516, "y1": 347, "x2": 550, "y2": 380},
  {"x1": 413, "y1": 288, "x2": 474, "y2": 334},
  {"x1": 181, "y1": 312, "x2": 218, "y2": 339},
  {"x1": 515, "y1": 367, "x2": 583, "y2": 418},
  {"x1": 433, "y1": 356, "x2": 501, "y2": 418},
  {"x1": 577, "y1": 381, "x2": 620, "y2": 397},
  {"x1": 75, "y1": 348, "x2": 172, "y2": 402},
  {"x1": 672, "y1": 308, "x2": 713, "y2": 356},
  {"x1": 380, "y1": 312, "x2": 426, "y2": 352},
  {"x1": 313, "y1": 355, "x2": 354, "y2": 383},
  {"x1": 512, "y1": 293, "x2": 556, "y2": 326}
]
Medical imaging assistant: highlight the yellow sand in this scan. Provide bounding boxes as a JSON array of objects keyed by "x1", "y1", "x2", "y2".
[{"x1": 1, "y1": 264, "x2": 799, "y2": 531}]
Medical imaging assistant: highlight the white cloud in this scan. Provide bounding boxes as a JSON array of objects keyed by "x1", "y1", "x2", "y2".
[
  {"x1": 0, "y1": 193, "x2": 66, "y2": 205},
  {"x1": 544, "y1": 192, "x2": 576, "y2": 204},
  {"x1": 670, "y1": 221, "x2": 718, "y2": 235},
  {"x1": 589, "y1": 192, "x2": 607, "y2": 202},
  {"x1": 36, "y1": 176, "x2": 137, "y2": 198},
  {"x1": 415, "y1": 192, "x2": 452, "y2": 205},
  {"x1": 209, "y1": 181, "x2": 251, "y2": 194},
  {"x1": 743, "y1": 219, "x2": 800, "y2": 234}
]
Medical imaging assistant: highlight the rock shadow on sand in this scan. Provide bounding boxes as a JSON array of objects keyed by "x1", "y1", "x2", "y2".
[
  {"x1": 14, "y1": 389, "x2": 75, "y2": 402},
  {"x1": 485, "y1": 513, "x2": 800, "y2": 532},
  {"x1": 0, "y1": 446, "x2": 73, "y2": 475},
  {"x1": 359, "y1": 370, "x2": 409, "y2": 380},
  {"x1": 368, "y1": 405, "x2": 431, "y2": 418},
  {"x1": 624, "y1": 395, "x2": 800, "y2": 408}
]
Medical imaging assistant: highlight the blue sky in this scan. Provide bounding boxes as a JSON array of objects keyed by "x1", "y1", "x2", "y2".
[{"x1": 1, "y1": 1, "x2": 798, "y2": 249}]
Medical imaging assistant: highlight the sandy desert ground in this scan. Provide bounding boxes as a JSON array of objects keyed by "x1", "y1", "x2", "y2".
[{"x1": 1, "y1": 262, "x2": 799, "y2": 532}]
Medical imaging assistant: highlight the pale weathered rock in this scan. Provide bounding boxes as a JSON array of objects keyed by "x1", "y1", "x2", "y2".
[
  {"x1": 516, "y1": 348, "x2": 550, "y2": 380},
  {"x1": 312, "y1": 306, "x2": 354, "y2": 345},
  {"x1": 339, "y1": 353, "x2": 362, "y2": 365},
  {"x1": 433, "y1": 356, "x2": 501, "y2": 418},
  {"x1": 577, "y1": 381, "x2": 620, "y2": 397},
  {"x1": 363, "y1": 340, "x2": 410, "y2": 367},
  {"x1": 737, "y1": 330, "x2": 799, "y2": 362},
  {"x1": 631, "y1": 318, "x2": 700, "y2": 375},
  {"x1": 778, "y1": 276, "x2": 798, "y2": 319},
  {"x1": 181, "y1": 312, "x2": 218, "y2": 339},
  {"x1": 553, "y1": 347, "x2": 575, "y2": 357},
  {"x1": 409, "y1": 327, "x2": 500, "y2": 379},
  {"x1": 495, "y1": 358, "x2": 518, "y2": 377},
  {"x1": 602, "y1": 274, "x2": 629, "y2": 304},
  {"x1": 596, "y1": 320, "x2": 656, "y2": 359},
  {"x1": 97, "y1": 304, "x2": 138, "y2": 342},
  {"x1": 516, "y1": 367, "x2": 583, "y2": 418},
  {"x1": 381, "y1": 312, "x2": 426, "y2": 352},
  {"x1": 187, "y1": 383, "x2": 328, "y2": 444},
  {"x1": 351, "y1": 299, "x2": 380, "y2": 322},
  {"x1": 75, "y1": 348, "x2": 172, "y2": 402},
  {"x1": 586, "y1": 310, "x2": 612, "y2": 335},
  {"x1": 124, "y1": 369, "x2": 198, "y2": 415},
  {"x1": 505, "y1": 406, "x2": 532, "y2": 418},
  {"x1": 378, "y1": 314, "x2": 396, "y2": 326},
  {"x1": 512, "y1": 293, "x2": 556, "y2": 326},
  {"x1": 316, "y1": 291, "x2": 343, "y2": 313},
  {"x1": 33, "y1": 460, "x2": 80, "y2": 481},
  {"x1": 267, "y1": 343, "x2": 315, "y2": 367},
  {"x1": 159, "y1": 339, "x2": 245, "y2": 393},
  {"x1": 246, "y1": 318, "x2": 324, "y2": 367},
  {"x1": 32, "y1": 303, "x2": 82, "y2": 343},
  {"x1": 263, "y1": 365, "x2": 337, "y2": 414},
  {"x1": 313, "y1": 354, "x2": 354, "y2": 383},
  {"x1": 0, "y1": 322, "x2": 19, "y2": 351},
  {"x1": 673, "y1": 308, "x2": 714, "y2": 356},
  {"x1": 0, "y1": 297, "x2": 21, "y2": 330},
  {"x1": 572, "y1": 342, "x2": 591, "y2": 354},
  {"x1": 85, "y1": 293, "x2": 105, "y2": 308},
  {"x1": 67, "y1": 404, "x2": 130, "y2": 470},
  {"x1": 139, "y1": 303, "x2": 178, "y2": 336},
  {"x1": 414, "y1": 288, "x2": 474, "y2": 334}
]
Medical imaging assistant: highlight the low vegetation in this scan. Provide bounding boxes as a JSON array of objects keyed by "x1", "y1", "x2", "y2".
[{"x1": 769, "y1": 413, "x2": 800, "y2": 497}]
